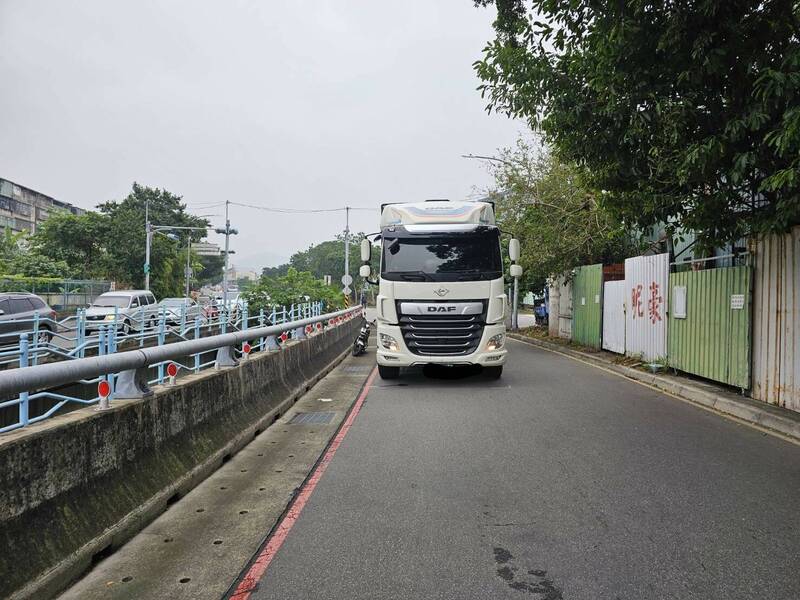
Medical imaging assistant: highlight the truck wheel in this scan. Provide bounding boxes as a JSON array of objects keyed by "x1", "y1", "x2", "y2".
[
  {"x1": 378, "y1": 365, "x2": 400, "y2": 380},
  {"x1": 484, "y1": 365, "x2": 503, "y2": 379}
]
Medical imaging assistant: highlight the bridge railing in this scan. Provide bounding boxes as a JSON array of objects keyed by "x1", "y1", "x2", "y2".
[
  {"x1": 0, "y1": 300, "x2": 326, "y2": 368},
  {"x1": 0, "y1": 305, "x2": 362, "y2": 433}
]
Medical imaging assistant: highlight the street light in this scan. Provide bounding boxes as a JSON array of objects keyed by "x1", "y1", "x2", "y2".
[{"x1": 148, "y1": 224, "x2": 211, "y2": 297}]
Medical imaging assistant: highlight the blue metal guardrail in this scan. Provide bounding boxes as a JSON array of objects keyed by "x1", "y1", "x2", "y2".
[{"x1": 0, "y1": 303, "x2": 361, "y2": 433}]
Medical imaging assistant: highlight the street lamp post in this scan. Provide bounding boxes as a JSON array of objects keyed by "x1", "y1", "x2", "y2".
[
  {"x1": 185, "y1": 237, "x2": 192, "y2": 298},
  {"x1": 144, "y1": 200, "x2": 151, "y2": 290},
  {"x1": 149, "y1": 224, "x2": 212, "y2": 297}
]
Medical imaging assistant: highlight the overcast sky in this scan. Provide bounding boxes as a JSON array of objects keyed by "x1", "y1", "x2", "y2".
[{"x1": 0, "y1": 1, "x2": 521, "y2": 269}]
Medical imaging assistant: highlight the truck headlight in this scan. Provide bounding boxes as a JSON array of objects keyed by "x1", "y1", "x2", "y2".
[
  {"x1": 104, "y1": 315, "x2": 116, "y2": 321},
  {"x1": 486, "y1": 333, "x2": 505, "y2": 351},
  {"x1": 379, "y1": 333, "x2": 399, "y2": 352}
]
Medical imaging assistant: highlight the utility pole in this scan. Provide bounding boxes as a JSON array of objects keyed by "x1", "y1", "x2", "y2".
[
  {"x1": 185, "y1": 237, "x2": 192, "y2": 298},
  {"x1": 144, "y1": 199, "x2": 151, "y2": 290},
  {"x1": 343, "y1": 206, "x2": 350, "y2": 301},
  {"x1": 215, "y1": 200, "x2": 238, "y2": 310}
]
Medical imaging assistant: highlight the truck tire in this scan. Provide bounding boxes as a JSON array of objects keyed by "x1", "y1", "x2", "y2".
[
  {"x1": 484, "y1": 365, "x2": 503, "y2": 379},
  {"x1": 378, "y1": 365, "x2": 400, "y2": 380}
]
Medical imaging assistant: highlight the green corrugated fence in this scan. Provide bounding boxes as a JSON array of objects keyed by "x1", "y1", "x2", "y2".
[
  {"x1": 571, "y1": 264, "x2": 603, "y2": 349},
  {"x1": 668, "y1": 265, "x2": 752, "y2": 389}
]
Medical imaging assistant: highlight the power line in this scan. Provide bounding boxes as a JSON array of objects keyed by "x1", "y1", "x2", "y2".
[{"x1": 228, "y1": 201, "x2": 375, "y2": 213}]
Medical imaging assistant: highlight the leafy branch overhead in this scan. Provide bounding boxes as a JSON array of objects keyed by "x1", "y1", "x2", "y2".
[
  {"x1": 484, "y1": 137, "x2": 640, "y2": 288},
  {"x1": 474, "y1": 0, "x2": 800, "y2": 243}
]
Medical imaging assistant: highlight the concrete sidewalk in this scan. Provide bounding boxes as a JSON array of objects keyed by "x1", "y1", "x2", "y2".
[{"x1": 509, "y1": 333, "x2": 800, "y2": 444}]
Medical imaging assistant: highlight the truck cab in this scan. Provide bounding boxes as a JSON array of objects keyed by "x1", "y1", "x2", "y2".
[{"x1": 359, "y1": 200, "x2": 522, "y2": 380}]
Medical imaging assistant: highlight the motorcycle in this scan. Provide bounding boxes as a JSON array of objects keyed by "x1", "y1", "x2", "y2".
[{"x1": 352, "y1": 320, "x2": 370, "y2": 356}]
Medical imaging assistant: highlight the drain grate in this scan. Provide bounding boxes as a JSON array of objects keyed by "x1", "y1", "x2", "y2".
[
  {"x1": 288, "y1": 411, "x2": 336, "y2": 425},
  {"x1": 343, "y1": 365, "x2": 372, "y2": 373}
]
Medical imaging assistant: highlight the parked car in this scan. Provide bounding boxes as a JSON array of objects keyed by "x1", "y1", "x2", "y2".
[
  {"x1": 85, "y1": 290, "x2": 159, "y2": 335},
  {"x1": 0, "y1": 292, "x2": 58, "y2": 344},
  {"x1": 158, "y1": 297, "x2": 202, "y2": 325},
  {"x1": 212, "y1": 292, "x2": 244, "y2": 320}
]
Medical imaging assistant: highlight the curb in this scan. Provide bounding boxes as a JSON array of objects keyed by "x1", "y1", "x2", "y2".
[{"x1": 508, "y1": 333, "x2": 800, "y2": 444}]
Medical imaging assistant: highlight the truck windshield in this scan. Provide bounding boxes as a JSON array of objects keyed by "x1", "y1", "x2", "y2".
[{"x1": 381, "y1": 229, "x2": 502, "y2": 281}]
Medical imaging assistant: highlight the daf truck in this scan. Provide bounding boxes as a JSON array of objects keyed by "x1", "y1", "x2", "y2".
[{"x1": 359, "y1": 200, "x2": 522, "y2": 380}]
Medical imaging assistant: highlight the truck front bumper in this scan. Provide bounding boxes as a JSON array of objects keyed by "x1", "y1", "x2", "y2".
[{"x1": 375, "y1": 323, "x2": 508, "y2": 367}]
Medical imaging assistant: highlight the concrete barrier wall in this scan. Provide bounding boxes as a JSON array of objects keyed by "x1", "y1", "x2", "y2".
[{"x1": 0, "y1": 318, "x2": 360, "y2": 600}]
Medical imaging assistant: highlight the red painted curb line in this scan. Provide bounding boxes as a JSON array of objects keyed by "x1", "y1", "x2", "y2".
[{"x1": 229, "y1": 365, "x2": 378, "y2": 599}]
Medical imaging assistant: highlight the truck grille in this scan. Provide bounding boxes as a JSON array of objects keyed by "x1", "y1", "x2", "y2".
[{"x1": 397, "y1": 301, "x2": 486, "y2": 356}]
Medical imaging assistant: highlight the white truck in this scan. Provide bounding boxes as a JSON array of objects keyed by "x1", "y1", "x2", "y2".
[{"x1": 359, "y1": 200, "x2": 522, "y2": 380}]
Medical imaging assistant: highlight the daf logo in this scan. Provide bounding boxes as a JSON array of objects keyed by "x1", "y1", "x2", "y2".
[
  {"x1": 433, "y1": 288, "x2": 450, "y2": 297},
  {"x1": 428, "y1": 306, "x2": 456, "y2": 313}
]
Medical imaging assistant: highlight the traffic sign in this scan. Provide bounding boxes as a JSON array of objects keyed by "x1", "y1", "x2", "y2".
[
  {"x1": 341, "y1": 274, "x2": 353, "y2": 286},
  {"x1": 343, "y1": 286, "x2": 352, "y2": 295},
  {"x1": 143, "y1": 264, "x2": 150, "y2": 274},
  {"x1": 97, "y1": 380, "x2": 110, "y2": 399},
  {"x1": 166, "y1": 363, "x2": 178, "y2": 378}
]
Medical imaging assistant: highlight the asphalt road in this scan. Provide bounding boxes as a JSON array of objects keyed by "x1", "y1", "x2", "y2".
[{"x1": 243, "y1": 339, "x2": 800, "y2": 600}]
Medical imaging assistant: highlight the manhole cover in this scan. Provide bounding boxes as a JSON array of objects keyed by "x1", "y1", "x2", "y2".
[
  {"x1": 288, "y1": 412, "x2": 336, "y2": 425},
  {"x1": 343, "y1": 365, "x2": 372, "y2": 373}
]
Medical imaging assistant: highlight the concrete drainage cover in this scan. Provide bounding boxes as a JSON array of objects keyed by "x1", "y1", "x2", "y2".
[
  {"x1": 289, "y1": 412, "x2": 336, "y2": 425},
  {"x1": 343, "y1": 365, "x2": 372, "y2": 373}
]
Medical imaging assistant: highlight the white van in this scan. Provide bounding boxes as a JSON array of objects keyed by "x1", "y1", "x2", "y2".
[{"x1": 85, "y1": 290, "x2": 159, "y2": 335}]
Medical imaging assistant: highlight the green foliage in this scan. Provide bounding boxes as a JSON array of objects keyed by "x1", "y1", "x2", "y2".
[
  {"x1": 243, "y1": 267, "x2": 343, "y2": 313},
  {"x1": 0, "y1": 227, "x2": 71, "y2": 278},
  {"x1": 487, "y1": 137, "x2": 640, "y2": 288},
  {"x1": 27, "y1": 183, "x2": 220, "y2": 297},
  {"x1": 6, "y1": 252, "x2": 71, "y2": 278},
  {"x1": 474, "y1": 0, "x2": 800, "y2": 244},
  {"x1": 196, "y1": 254, "x2": 225, "y2": 286},
  {"x1": 30, "y1": 211, "x2": 112, "y2": 279},
  {"x1": 96, "y1": 183, "x2": 210, "y2": 298},
  {"x1": 262, "y1": 235, "x2": 379, "y2": 289}
]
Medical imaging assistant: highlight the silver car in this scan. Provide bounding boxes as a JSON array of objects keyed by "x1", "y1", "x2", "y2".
[
  {"x1": 85, "y1": 290, "x2": 159, "y2": 335},
  {"x1": 158, "y1": 297, "x2": 202, "y2": 325}
]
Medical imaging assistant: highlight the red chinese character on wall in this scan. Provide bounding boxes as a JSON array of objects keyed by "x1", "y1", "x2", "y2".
[
  {"x1": 648, "y1": 281, "x2": 663, "y2": 324},
  {"x1": 631, "y1": 284, "x2": 644, "y2": 319}
]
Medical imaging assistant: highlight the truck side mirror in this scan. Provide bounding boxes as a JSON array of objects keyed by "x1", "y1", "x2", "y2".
[
  {"x1": 360, "y1": 239, "x2": 371, "y2": 262},
  {"x1": 509, "y1": 238, "x2": 520, "y2": 262},
  {"x1": 510, "y1": 264, "x2": 523, "y2": 278},
  {"x1": 359, "y1": 264, "x2": 371, "y2": 278}
]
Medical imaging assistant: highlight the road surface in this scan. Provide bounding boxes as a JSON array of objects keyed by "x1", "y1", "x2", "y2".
[{"x1": 238, "y1": 339, "x2": 800, "y2": 600}]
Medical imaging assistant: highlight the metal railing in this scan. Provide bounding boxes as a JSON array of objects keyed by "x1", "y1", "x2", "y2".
[
  {"x1": 0, "y1": 304, "x2": 362, "y2": 433},
  {"x1": 0, "y1": 300, "x2": 327, "y2": 369}
]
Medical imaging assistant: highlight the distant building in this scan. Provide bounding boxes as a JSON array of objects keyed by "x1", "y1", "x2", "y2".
[
  {"x1": 193, "y1": 241, "x2": 221, "y2": 256},
  {"x1": 225, "y1": 263, "x2": 259, "y2": 282},
  {"x1": 0, "y1": 178, "x2": 84, "y2": 234}
]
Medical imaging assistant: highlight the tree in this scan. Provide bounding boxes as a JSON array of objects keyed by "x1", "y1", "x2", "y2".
[
  {"x1": 196, "y1": 254, "x2": 225, "y2": 287},
  {"x1": 96, "y1": 183, "x2": 210, "y2": 297},
  {"x1": 0, "y1": 227, "x2": 71, "y2": 278},
  {"x1": 243, "y1": 267, "x2": 343, "y2": 313},
  {"x1": 484, "y1": 137, "x2": 639, "y2": 288},
  {"x1": 264, "y1": 235, "x2": 379, "y2": 290},
  {"x1": 474, "y1": 0, "x2": 800, "y2": 245},
  {"x1": 27, "y1": 183, "x2": 218, "y2": 296},
  {"x1": 31, "y1": 211, "x2": 112, "y2": 279}
]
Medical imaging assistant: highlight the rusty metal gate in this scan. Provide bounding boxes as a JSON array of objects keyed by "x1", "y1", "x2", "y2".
[{"x1": 752, "y1": 226, "x2": 800, "y2": 412}]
